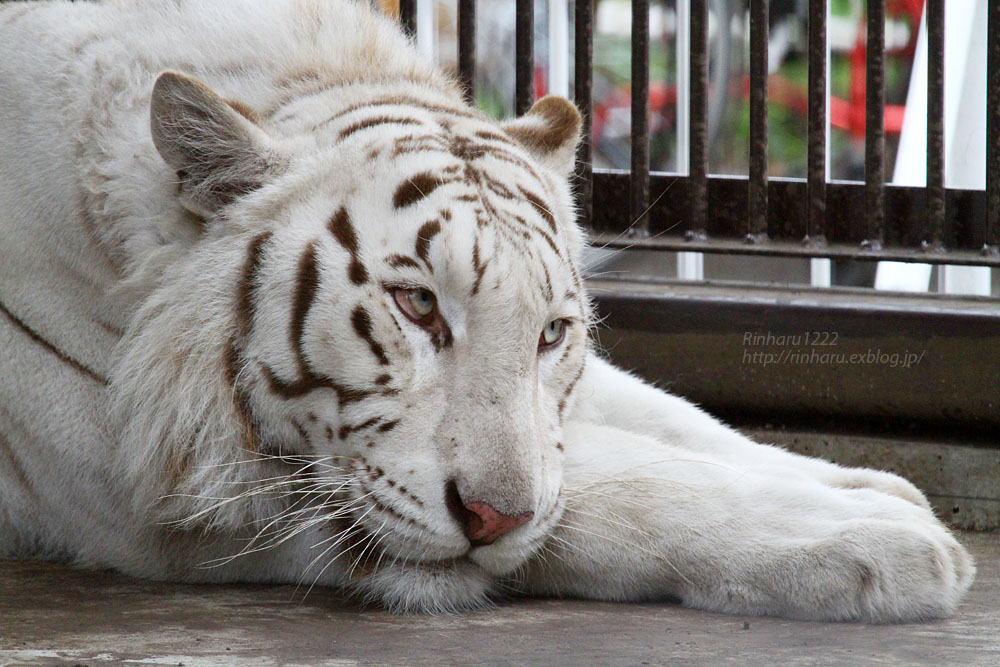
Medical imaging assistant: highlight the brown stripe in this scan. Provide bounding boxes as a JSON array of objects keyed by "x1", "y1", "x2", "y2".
[
  {"x1": 96, "y1": 320, "x2": 125, "y2": 339},
  {"x1": 327, "y1": 207, "x2": 369, "y2": 285},
  {"x1": 559, "y1": 361, "x2": 587, "y2": 416},
  {"x1": 0, "y1": 299, "x2": 108, "y2": 386},
  {"x1": 518, "y1": 186, "x2": 558, "y2": 234},
  {"x1": 290, "y1": 242, "x2": 321, "y2": 377},
  {"x1": 289, "y1": 418, "x2": 315, "y2": 452},
  {"x1": 471, "y1": 237, "x2": 488, "y2": 296},
  {"x1": 483, "y1": 176, "x2": 516, "y2": 200},
  {"x1": 385, "y1": 254, "x2": 421, "y2": 270},
  {"x1": 261, "y1": 363, "x2": 377, "y2": 406},
  {"x1": 351, "y1": 305, "x2": 390, "y2": 366},
  {"x1": 393, "y1": 173, "x2": 450, "y2": 209},
  {"x1": 377, "y1": 419, "x2": 400, "y2": 433},
  {"x1": 339, "y1": 116, "x2": 422, "y2": 140},
  {"x1": 391, "y1": 134, "x2": 450, "y2": 158},
  {"x1": 235, "y1": 231, "x2": 272, "y2": 337},
  {"x1": 338, "y1": 416, "x2": 382, "y2": 440},
  {"x1": 540, "y1": 262, "x2": 554, "y2": 303},
  {"x1": 415, "y1": 220, "x2": 442, "y2": 269},
  {"x1": 223, "y1": 337, "x2": 261, "y2": 451},
  {"x1": 474, "y1": 129, "x2": 516, "y2": 145},
  {"x1": 430, "y1": 317, "x2": 453, "y2": 352},
  {"x1": 0, "y1": 434, "x2": 38, "y2": 502},
  {"x1": 315, "y1": 95, "x2": 480, "y2": 131}
]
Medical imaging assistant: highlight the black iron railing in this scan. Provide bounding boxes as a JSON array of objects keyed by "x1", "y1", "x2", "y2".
[
  {"x1": 399, "y1": 0, "x2": 999, "y2": 267},
  {"x1": 396, "y1": 1, "x2": 1000, "y2": 439}
]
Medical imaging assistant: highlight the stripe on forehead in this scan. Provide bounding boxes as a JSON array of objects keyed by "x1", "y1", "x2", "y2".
[
  {"x1": 393, "y1": 172, "x2": 461, "y2": 209},
  {"x1": 415, "y1": 220, "x2": 441, "y2": 271},
  {"x1": 338, "y1": 116, "x2": 424, "y2": 141},
  {"x1": 314, "y1": 95, "x2": 480, "y2": 131}
]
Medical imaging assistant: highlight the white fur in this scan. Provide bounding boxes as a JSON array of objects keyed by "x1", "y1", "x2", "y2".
[{"x1": 0, "y1": 0, "x2": 972, "y2": 622}]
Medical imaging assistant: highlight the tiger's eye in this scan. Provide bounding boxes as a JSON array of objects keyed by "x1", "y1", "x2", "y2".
[
  {"x1": 394, "y1": 287, "x2": 436, "y2": 322},
  {"x1": 538, "y1": 319, "x2": 566, "y2": 350}
]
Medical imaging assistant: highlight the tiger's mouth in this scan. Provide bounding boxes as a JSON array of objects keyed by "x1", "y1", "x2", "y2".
[
  {"x1": 324, "y1": 512, "x2": 473, "y2": 581},
  {"x1": 329, "y1": 480, "x2": 567, "y2": 583}
]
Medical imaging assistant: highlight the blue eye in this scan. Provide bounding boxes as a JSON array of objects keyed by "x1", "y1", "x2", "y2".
[
  {"x1": 539, "y1": 319, "x2": 567, "y2": 350},
  {"x1": 394, "y1": 287, "x2": 436, "y2": 321}
]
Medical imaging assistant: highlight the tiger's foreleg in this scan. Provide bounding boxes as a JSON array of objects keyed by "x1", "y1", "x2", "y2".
[
  {"x1": 568, "y1": 354, "x2": 932, "y2": 509},
  {"x1": 514, "y1": 421, "x2": 974, "y2": 622}
]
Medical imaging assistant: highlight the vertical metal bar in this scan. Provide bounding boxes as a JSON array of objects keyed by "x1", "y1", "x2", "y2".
[
  {"x1": 806, "y1": 0, "x2": 827, "y2": 244},
  {"x1": 575, "y1": 0, "x2": 594, "y2": 226},
  {"x1": 687, "y1": 0, "x2": 708, "y2": 239},
  {"x1": 515, "y1": 0, "x2": 535, "y2": 115},
  {"x1": 925, "y1": 0, "x2": 944, "y2": 249},
  {"x1": 748, "y1": 0, "x2": 769, "y2": 241},
  {"x1": 630, "y1": 0, "x2": 650, "y2": 233},
  {"x1": 399, "y1": 0, "x2": 416, "y2": 39},
  {"x1": 863, "y1": 0, "x2": 885, "y2": 249},
  {"x1": 458, "y1": 0, "x2": 476, "y2": 105},
  {"x1": 988, "y1": 0, "x2": 1000, "y2": 251}
]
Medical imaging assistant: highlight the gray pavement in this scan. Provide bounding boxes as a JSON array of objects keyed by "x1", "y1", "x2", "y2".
[{"x1": 2, "y1": 533, "x2": 998, "y2": 666}]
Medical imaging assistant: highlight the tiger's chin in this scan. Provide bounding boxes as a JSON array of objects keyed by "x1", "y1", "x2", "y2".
[
  {"x1": 349, "y1": 554, "x2": 496, "y2": 614},
  {"x1": 339, "y1": 524, "x2": 554, "y2": 612}
]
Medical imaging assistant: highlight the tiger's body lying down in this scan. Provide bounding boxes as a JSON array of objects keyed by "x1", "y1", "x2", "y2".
[{"x1": 0, "y1": 0, "x2": 973, "y2": 621}]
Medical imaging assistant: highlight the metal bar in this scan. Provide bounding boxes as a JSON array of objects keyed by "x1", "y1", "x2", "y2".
[
  {"x1": 399, "y1": 0, "x2": 416, "y2": 39},
  {"x1": 574, "y1": 0, "x2": 594, "y2": 226},
  {"x1": 864, "y1": 0, "x2": 885, "y2": 249},
  {"x1": 806, "y1": 0, "x2": 827, "y2": 244},
  {"x1": 630, "y1": 0, "x2": 650, "y2": 234},
  {"x1": 457, "y1": 0, "x2": 476, "y2": 105},
  {"x1": 590, "y1": 172, "x2": 993, "y2": 255},
  {"x1": 988, "y1": 0, "x2": 1000, "y2": 251},
  {"x1": 515, "y1": 0, "x2": 534, "y2": 115},
  {"x1": 589, "y1": 232, "x2": 1000, "y2": 268},
  {"x1": 687, "y1": 0, "x2": 708, "y2": 239},
  {"x1": 926, "y1": 0, "x2": 945, "y2": 249},
  {"x1": 748, "y1": 0, "x2": 769, "y2": 241}
]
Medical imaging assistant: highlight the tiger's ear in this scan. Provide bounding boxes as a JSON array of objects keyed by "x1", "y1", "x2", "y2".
[
  {"x1": 501, "y1": 96, "x2": 582, "y2": 176},
  {"x1": 150, "y1": 71, "x2": 284, "y2": 217}
]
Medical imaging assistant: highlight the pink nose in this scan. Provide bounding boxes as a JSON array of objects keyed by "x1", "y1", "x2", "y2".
[
  {"x1": 445, "y1": 480, "x2": 534, "y2": 547},
  {"x1": 461, "y1": 501, "x2": 534, "y2": 546}
]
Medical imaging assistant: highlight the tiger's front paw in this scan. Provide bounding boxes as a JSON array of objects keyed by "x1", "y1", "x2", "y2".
[
  {"x1": 822, "y1": 467, "x2": 931, "y2": 510},
  {"x1": 800, "y1": 517, "x2": 974, "y2": 622}
]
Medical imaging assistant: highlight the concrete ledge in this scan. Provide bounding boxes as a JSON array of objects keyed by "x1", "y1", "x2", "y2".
[
  {"x1": 2, "y1": 534, "x2": 999, "y2": 666},
  {"x1": 749, "y1": 428, "x2": 1000, "y2": 531}
]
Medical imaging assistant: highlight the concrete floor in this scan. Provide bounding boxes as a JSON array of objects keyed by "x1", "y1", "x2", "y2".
[{"x1": 2, "y1": 534, "x2": 998, "y2": 667}]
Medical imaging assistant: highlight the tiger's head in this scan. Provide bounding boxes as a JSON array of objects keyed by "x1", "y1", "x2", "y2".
[{"x1": 112, "y1": 71, "x2": 589, "y2": 610}]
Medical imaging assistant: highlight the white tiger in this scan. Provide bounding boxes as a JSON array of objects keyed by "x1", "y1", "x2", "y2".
[{"x1": 0, "y1": 0, "x2": 973, "y2": 621}]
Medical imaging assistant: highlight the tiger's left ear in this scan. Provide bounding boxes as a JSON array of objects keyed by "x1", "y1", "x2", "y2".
[
  {"x1": 150, "y1": 71, "x2": 285, "y2": 218},
  {"x1": 501, "y1": 96, "x2": 582, "y2": 176}
]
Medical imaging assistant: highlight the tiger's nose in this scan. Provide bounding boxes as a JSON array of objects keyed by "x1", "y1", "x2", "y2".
[{"x1": 445, "y1": 480, "x2": 534, "y2": 547}]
